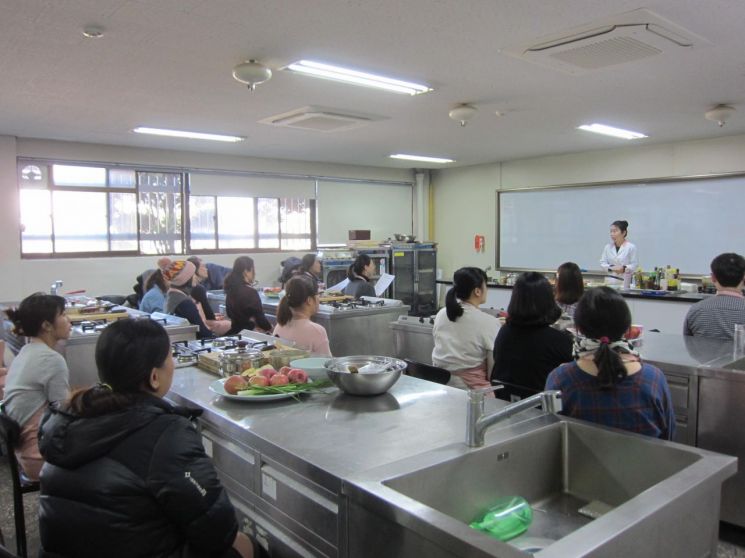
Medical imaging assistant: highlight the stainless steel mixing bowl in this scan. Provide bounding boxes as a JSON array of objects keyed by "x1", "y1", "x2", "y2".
[{"x1": 324, "y1": 355, "x2": 406, "y2": 396}]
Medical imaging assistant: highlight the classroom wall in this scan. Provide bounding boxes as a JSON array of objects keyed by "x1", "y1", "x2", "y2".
[
  {"x1": 0, "y1": 136, "x2": 414, "y2": 301},
  {"x1": 431, "y1": 134, "x2": 745, "y2": 278}
]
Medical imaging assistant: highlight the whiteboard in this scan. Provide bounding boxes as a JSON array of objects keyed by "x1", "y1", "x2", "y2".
[
  {"x1": 317, "y1": 180, "x2": 412, "y2": 244},
  {"x1": 498, "y1": 175, "x2": 745, "y2": 275}
]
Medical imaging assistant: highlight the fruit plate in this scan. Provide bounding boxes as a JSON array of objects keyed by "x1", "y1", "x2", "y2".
[{"x1": 209, "y1": 378, "x2": 298, "y2": 402}]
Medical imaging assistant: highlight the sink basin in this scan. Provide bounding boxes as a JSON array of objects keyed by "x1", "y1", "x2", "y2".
[
  {"x1": 344, "y1": 417, "x2": 736, "y2": 558},
  {"x1": 724, "y1": 356, "x2": 745, "y2": 371}
]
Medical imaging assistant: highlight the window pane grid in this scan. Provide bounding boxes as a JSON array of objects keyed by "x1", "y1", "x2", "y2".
[{"x1": 19, "y1": 161, "x2": 315, "y2": 257}]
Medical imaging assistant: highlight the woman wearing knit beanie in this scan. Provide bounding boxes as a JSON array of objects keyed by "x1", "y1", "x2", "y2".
[{"x1": 162, "y1": 261, "x2": 213, "y2": 339}]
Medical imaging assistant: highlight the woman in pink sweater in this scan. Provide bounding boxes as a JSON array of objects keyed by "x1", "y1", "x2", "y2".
[{"x1": 273, "y1": 277, "x2": 332, "y2": 356}]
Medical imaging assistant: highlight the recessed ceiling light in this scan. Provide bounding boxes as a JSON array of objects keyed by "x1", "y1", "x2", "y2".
[
  {"x1": 390, "y1": 154, "x2": 454, "y2": 164},
  {"x1": 132, "y1": 127, "x2": 245, "y2": 142},
  {"x1": 577, "y1": 123, "x2": 647, "y2": 140},
  {"x1": 285, "y1": 60, "x2": 432, "y2": 95}
]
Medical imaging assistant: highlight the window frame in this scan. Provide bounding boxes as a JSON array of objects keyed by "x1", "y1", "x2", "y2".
[{"x1": 18, "y1": 158, "x2": 317, "y2": 259}]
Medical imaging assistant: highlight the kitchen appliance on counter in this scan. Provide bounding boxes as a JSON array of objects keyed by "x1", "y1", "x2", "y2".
[
  {"x1": 318, "y1": 248, "x2": 355, "y2": 289},
  {"x1": 390, "y1": 242, "x2": 437, "y2": 316}
]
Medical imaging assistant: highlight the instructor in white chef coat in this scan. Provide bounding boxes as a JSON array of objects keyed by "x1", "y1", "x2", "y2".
[{"x1": 600, "y1": 220, "x2": 638, "y2": 285}]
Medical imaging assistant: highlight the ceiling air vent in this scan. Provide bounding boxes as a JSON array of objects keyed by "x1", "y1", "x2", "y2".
[
  {"x1": 503, "y1": 8, "x2": 709, "y2": 74},
  {"x1": 259, "y1": 106, "x2": 379, "y2": 132}
]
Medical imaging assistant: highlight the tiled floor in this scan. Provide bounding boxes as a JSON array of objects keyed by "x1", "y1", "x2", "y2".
[{"x1": 1, "y1": 454, "x2": 745, "y2": 557}]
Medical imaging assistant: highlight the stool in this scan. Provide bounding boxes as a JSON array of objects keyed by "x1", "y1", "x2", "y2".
[
  {"x1": 404, "y1": 359, "x2": 451, "y2": 385},
  {"x1": 0, "y1": 407, "x2": 41, "y2": 558}
]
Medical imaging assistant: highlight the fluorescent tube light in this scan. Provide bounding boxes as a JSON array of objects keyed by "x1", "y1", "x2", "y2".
[
  {"x1": 577, "y1": 123, "x2": 647, "y2": 140},
  {"x1": 285, "y1": 60, "x2": 432, "y2": 95},
  {"x1": 132, "y1": 127, "x2": 245, "y2": 143},
  {"x1": 390, "y1": 154, "x2": 454, "y2": 164}
]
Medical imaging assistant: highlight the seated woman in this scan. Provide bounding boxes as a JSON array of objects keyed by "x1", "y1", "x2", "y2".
[
  {"x1": 273, "y1": 276, "x2": 331, "y2": 356},
  {"x1": 191, "y1": 283, "x2": 232, "y2": 337},
  {"x1": 432, "y1": 267, "x2": 499, "y2": 393},
  {"x1": 187, "y1": 255, "x2": 232, "y2": 291},
  {"x1": 546, "y1": 287, "x2": 675, "y2": 440},
  {"x1": 555, "y1": 261, "x2": 584, "y2": 320},
  {"x1": 3, "y1": 293, "x2": 71, "y2": 481},
  {"x1": 224, "y1": 256, "x2": 272, "y2": 335},
  {"x1": 139, "y1": 267, "x2": 169, "y2": 314},
  {"x1": 491, "y1": 272, "x2": 573, "y2": 397},
  {"x1": 293, "y1": 253, "x2": 322, "y2": 292},
  {"x1": 38, "y1": 319, "x2": 255, "y2": 558},
  {"x1": 163, "y1": 261, "x2": 213, "y2": 339},
  {"x1": 343, "y1": 255, "x2": 376, "y2": 299}
]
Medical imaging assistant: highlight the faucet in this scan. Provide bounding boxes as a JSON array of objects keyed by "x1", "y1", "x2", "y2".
[
  {"x1": 50, "y1": 280, "x2": 63, "y2": 296},
  {"x1": 466, "y1": 387, "x2": 562, "y2": 447}
]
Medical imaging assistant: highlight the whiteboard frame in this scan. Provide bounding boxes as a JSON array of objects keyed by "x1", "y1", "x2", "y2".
[{"x1": 496, "y1": 171, "x2": 745, "y2": 277}]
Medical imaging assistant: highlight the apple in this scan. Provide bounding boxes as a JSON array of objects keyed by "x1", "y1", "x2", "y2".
[
  {"x1": 287, "y1": 368, "x2": 308, "y2": 384},
  {"x1": 224, "y1": 375, "x2": 249, "y2": 395},
  {"x1": 270, "y1": 374, "x2": 289, "y2": 386},
  {"x1": 249, "y1": 376, "x2": 269, "y2": 387},
  {"x1": 259, "y1": 367, "x2": 278, "y2": 380},
  {"x1": 279, "y1": 366, "x2": 292, "y2": 375}
]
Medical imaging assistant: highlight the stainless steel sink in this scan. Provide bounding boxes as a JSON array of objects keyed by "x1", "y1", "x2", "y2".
[
  {"x1": 724, "y1": 356, "x2": 745, "y2": 371},
  {"x1": 344, "y1": 416, "x2": 737, "y2": 558}
]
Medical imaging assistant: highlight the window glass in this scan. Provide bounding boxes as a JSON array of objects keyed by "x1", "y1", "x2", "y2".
[
  {"x1": 109, "y1": 168, "x2": 136, "y2": 188},
  {"x1": 281, "y1": 198, "x2": 312, "y2": 250},
  {"x1": 19, "y1": 163, "x2": 48, "y2": 189},
  {"x1": 52, "y1": 191, "x2": 108, "y2": 252},
  {"x1": 20, "y1": 189, "x2": 53, "y2": 253},
  {"x1": 257, "y1": 198, "x2": 280, "y2": 249},
  {"x1": 109, "y1": 193, "x2": 138, "y2": 251},
  {"x1": 189, "y1": 196, "x2": 216, "y2": 250},
  {"x1": 138, "y1": 172, "x2": 183, "y2": 254},
  {"x1": 217, "y1": 197, "x2": 254, "y2": 249},
  {"x1": 52, "y1": 165, "x2": 107, "y2": 187}
]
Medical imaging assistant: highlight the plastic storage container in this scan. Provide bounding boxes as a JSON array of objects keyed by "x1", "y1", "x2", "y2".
[{"x1": 469, "y1": 496, "x2": 533, "y2": 541}]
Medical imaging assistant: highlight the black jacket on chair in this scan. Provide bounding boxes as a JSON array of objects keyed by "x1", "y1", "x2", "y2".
[{"x1": 37, "y1": 395, "x2": 238, "y2": 558}]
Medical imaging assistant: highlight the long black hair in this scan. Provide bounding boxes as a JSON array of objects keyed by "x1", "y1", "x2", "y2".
[
  {"x1": 555, "y1": 262, "x2": 584, "y2": 305},
  {"x1": 507, "y1": 272, "x2": 561, "y2": 327},
  {"x1": 224, "y1": 256, "x2": 255, "y2": 292},
  {"x1": 347, "y1": 254, "x2": 372, "y2": 281},
  {"x1": 276, "y1": 276, "x2": 317, "y2": 326},
  {"x1": 66, "y1": 319, "x2": 172, "y2": 417},
  {"x1": 574, "y1": 287, "x2": 632, "y2": 388},
  {"x1": 445, "y1": 267, "x2": 488, "y2": 322},
  {"x1": 144, "y1": 269, "x2": 168, "y2": 294},
  {"x1": 5, "y1": 293, "x2": 66, "y2": 337},
  {"x1": 300, "y1": 254, "x2": 318, "y2": 274}
]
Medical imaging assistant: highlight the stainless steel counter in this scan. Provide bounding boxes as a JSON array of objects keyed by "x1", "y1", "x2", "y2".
[
  {"x1": 168, "y1": 366, "x2": 736, "y2": 558},
  {"x1": 207, "y1": 290, "x2": 410, "y2": 357}
]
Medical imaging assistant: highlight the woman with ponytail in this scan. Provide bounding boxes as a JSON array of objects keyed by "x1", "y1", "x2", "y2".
[
  {"x1": 545, "y1": 287, "x2": 675, "y2": 440},
  {"x1": 343, "y1": 254, "x2": 376, "y2": 299},
  {"x1": 2, "y1": 293, "x2": 71, "y2": 480},
  {"x1": 37, "y1": 318, "x2": 256, "y2": 558},
  {"x1": 273, "y1": 276, "x2": 331, "y2": 356},
  {"x1": 432, "y1": 267, "x2": 499, "y2": 393}
]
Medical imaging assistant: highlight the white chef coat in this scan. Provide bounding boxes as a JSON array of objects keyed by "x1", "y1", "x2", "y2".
[
  {"x1": 600, "y1": 241, "x2": 638, "y2": 283},
  {"x1": 432, "y1": 302, "x2": 499, "y2": 373}
]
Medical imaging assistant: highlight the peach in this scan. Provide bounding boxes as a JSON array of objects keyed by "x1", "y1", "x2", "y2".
[
  {"x1": 224, "y1": 375, "x2": 249, "y2": 395},
  {"x1": 270, "y1": 374, "x2": 289, "y2": 386}
]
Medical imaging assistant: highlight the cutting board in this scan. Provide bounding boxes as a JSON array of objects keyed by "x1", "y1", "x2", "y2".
[
  {"x1": 319, "y1": 295, "x2": 354, "y2": 303},
  {"x1": 68, "y1": 311, "x2": 129, "y2": 323}
]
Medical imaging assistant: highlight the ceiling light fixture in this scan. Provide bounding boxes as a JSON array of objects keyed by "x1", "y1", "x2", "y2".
[
  {"x1": 232, "y1": 60, "x2": 273, "y2": 91},
  {"x1": 448, "y1": 104, "x2": 478, "y2": 126},
  {"x1": 390, "y1": 154, "x2": 454, "y2": 164},
  {"x1": 285, "y1": 60, "x2": 432, "y2": 95},
  {"x1": 577, "y1": 123, "x2": 647, "y2": 140},
  {"x1": 82, "y1": 25, "x2": 104, "y2": 38},
  {"x1": 704, "y1": 104, "x2": 736, "y2": 127},
  {"x1": 132, "y1": 127, "x2": 245, "y2": 142}
]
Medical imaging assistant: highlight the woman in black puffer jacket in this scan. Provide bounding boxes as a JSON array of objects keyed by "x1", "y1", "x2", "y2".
[{"x1": 38, "y1": 319, "x2": 255, "y2": 558}]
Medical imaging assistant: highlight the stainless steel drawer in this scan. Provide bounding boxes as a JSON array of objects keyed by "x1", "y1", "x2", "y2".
[
  {"x1": 259, "y1": 456, "x2": 338, "y2": 546},
  {"x1": 201, "y1": 427, "x2": 259, "y2": 493},
  {"x1": 665, "y1": 374, "x2": 689, "y2": 413}
]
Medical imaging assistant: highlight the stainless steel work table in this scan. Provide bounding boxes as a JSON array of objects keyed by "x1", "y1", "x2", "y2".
[{"x1": 167, "y1": 366, "x2": 508, "y2": 557}]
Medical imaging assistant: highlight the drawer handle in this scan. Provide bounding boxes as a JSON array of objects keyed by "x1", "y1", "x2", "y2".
[{"x1": 261, "y1": 465, "x2": 338, "y2": 514}]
